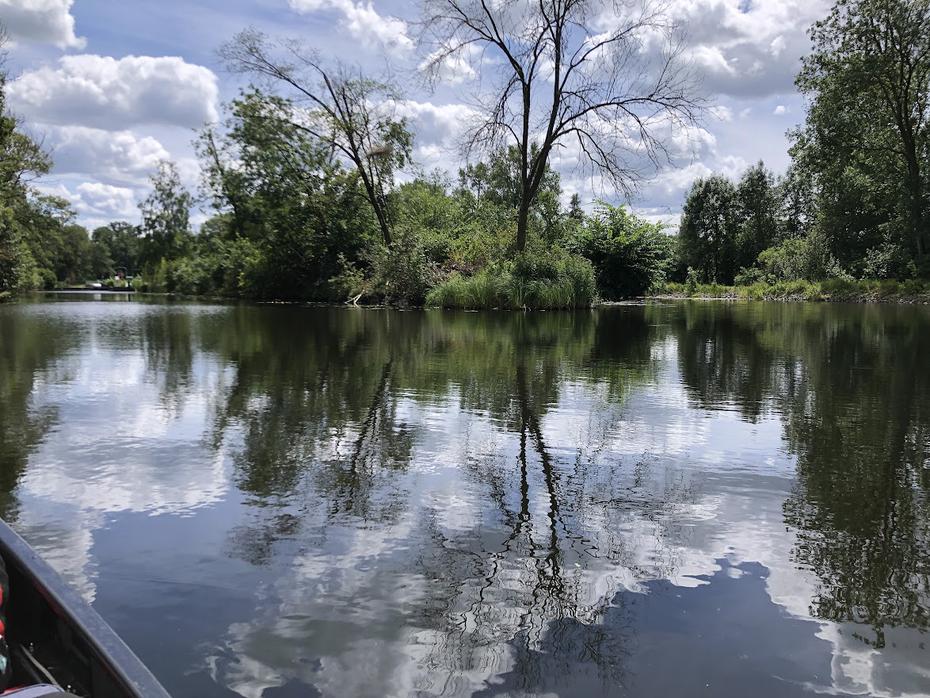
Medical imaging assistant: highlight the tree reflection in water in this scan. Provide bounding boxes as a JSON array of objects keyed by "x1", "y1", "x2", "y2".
[
  {"x1": 204, "y1": 307, "x2": 701, "y2": 696},
  {"x1": 663, "y1": 302, "x2": 930, "y2": 648},
  {"x1": 1, "y1": 299, "x2": 929, "y2": 695}
]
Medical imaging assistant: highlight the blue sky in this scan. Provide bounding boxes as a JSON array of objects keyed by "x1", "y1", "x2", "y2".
[{"x1": 1, "y1": 0, "x2": 831, "y2": 229}]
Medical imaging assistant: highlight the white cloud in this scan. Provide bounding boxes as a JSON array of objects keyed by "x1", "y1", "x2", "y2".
[
  {"x1": 0, "y1": 0, "x2": 85, "y2": 49},
  {"x1": 640, "y1": 0, "x2": 832, "y2": 98},
  {"x1": 288, "y1": 0, "x2": 412, "y2": 54},
  {"x1": 418, "y1": 44, "x2": 479, "y2": 85},
  {"x1": 47, "y1": 126, "x2": 170, "y2": 185},
  {"x1": 8, "y1": 55, "x2": 219, "y2": 130},
  {"x1": 37, "y1": 181, "x2": 138, "y2": 227},
  {"x1": 709, "y1": 105, "x2": 734, "y2": 122},
  {"x1": 395, "y1": 100, "x2": 479, "y2": 170},
  {"x1": 773, "y1": 104, "x2": 787, "y2": 115}
]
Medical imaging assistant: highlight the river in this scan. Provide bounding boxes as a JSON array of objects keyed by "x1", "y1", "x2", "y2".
[{"x1": 1, "y1": 294, "x2": 928, "y2": 697}]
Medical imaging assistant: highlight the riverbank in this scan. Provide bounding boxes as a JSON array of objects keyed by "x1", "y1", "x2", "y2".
[
  {"x1": 653, "y1": 279, "x2": 930, "y2": 304},
  {"x1": 12, "y1": 278, "x2": 930, "y2": 308}
]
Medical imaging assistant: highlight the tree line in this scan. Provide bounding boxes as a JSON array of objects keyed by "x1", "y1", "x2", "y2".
[
  {"x1": 2, "y1": 0, "x2": 929, "y2": 306},
  {"x1": 679, "y1": 0, "x2": 930, "y2": 288}
]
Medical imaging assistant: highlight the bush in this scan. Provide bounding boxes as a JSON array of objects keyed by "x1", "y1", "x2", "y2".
[
  {"x1": 568, "y1": 203, "x2": 672, "y2": 298},
  {"x1": 862, "y1": 233, "x2": 916, "y2": 280},
  {"x1": 749, "y1": 231, "x2": 848, "y2": 284},
  {"x1": 370, "y1": 230, "x2": 438, "y2": 306}
]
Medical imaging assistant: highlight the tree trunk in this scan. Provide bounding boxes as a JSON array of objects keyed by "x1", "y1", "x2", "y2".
[
  {"x1": 358, "y1": 172, "x2": 392, "y2": 246},
  {"x1": 515, "y1": 197, "x2": 530, "y2": 253},
  {"x1": 375, "y1": 208, "x2": 393, "y2": 247}
]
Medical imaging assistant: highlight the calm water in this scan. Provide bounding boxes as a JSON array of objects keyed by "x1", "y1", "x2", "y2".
[{"x1": 1, "y1": 294, "x2": 928, "y2": 697}]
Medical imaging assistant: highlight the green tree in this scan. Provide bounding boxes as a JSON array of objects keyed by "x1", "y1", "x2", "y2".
[
  {"x1": 735, "y1": 162, "x2": 780, "y2": 271},
  {"x1": 197, "y1": 90, "x2": 378, "y2": 300},
  {"x1": 59, "y1": 224, "x2": 93, "y2": 283},
  {"x1": 92, "y1": 221, "x2": 142, "y2": 277},
  {"x1": 0, "y1": 208, "x2": 35, "y2": 295},
  {"x1": 795, "y1": 0, "x2": 930, "y2": 273},
  {"x1": 677, "y1": 176, "x2": 739, "y2": 284},
  {"x1": 456, "y1": 145, "x2": 564, "y2": 244},
  {"x1": 140, "y1": 161, "x2": 193, "y2": 266},
  {"x1": 221, "y1": 30, "x2": 412, "y2": 246},
  {"x1": 0, "y1": 29, "x2": 51, "y2": 295}
]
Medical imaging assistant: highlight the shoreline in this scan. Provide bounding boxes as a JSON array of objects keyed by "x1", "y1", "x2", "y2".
[{"x1": 16, "y1": 286, "x2": 930, "y2": 308}]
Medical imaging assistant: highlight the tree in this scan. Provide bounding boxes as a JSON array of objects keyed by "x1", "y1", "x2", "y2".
[
  {"x1": 456, "y1": 145, "x2": 564, "y2": 241},
  {"x1": 797, "y1": 0, "x2": 930, "y2": 270},
  {"x1": 569, "y1": 203, "x2": 672, "y2": 298},
  {"x1": 220, "y1": 29, "x2": 412, "y2": 246},
  {"x1": 140, "y1": 161, "x2": 192, "y2": 265},
  {"x1": 776, "y1": 162, "x2": 818, "y2": 242},
  {"x1": 0, "y1": 26, "x2": 51, "y2": 295},
  {"x1": 568, "y1": 194, "x2": 584, "y2": 221},
  {"x1": 16, "y1": 195, "x2": 78, "y2": 287},
  {"x1": 735, "y1": 162, "x2": 780, "y2": 270},
  {"x1": 92, "y1": 222, "x2": 143, "y2": 276},
  {"x1": 196, "y1": 90, "x2": 379, "y2": 300},
  {"x1": 420, "y1": 0, "x2": 701, "y2": 252},
  {"x1": 677, "y1": 176, "x2": 739, "y2": 284},
  {"x1": 59, "y1": 224, "x2": 93, "y2": 283},
  {"x1": 0, "y1": 208, "x2": 34, "y2": 295}
]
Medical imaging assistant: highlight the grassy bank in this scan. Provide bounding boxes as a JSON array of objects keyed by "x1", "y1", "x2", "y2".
[
  {"x1": 655, "y1": 278, "x2": 930, "y2": 303},
  {"x1": 426, "y1": 254, "x2": 596, "y2": 310}
]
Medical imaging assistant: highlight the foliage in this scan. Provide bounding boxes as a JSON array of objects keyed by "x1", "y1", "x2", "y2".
[
  {"x1": 0, "y1": 44, "x2": 51, "y2": 296},
  {"x1": 427, "y1": 250, "x2": 595, "y2": 310},
  {"x1": 794, "y1": 0, "x2": 930, "y2": 272},
  {"x1": 140, "y1": 161, "x2": 192, "y2": 266},
  {"x1": 753, "y1": 232, "x2": 842, "y2": 283},
  {"x1": 220, "y1": 30, "x2": 412, "y2": 245},
  {"x1": 658, "y1": 277, "x2": 930, "y2": 302},
  {"x1": 677, "y1": 176, "x2": 739, "y2": 284},
  {"x1": 0, "y1": 206, "x2": 36, "y2": 296},
  {"x1": 197, "y1": 90, "x2": 381, "y2": 301},
  {"x1": 735, "y1": 162, "x2": 780, "y2": 271},
  {"x1": 420, "y1": 0, "x2": 700, "y2": 251},
  {"x1": 568, "y1": 203, "x2": 671, "y2": 298},
  {"x1": 369, "y1": 230, "x2": 438, "y2": 306}
]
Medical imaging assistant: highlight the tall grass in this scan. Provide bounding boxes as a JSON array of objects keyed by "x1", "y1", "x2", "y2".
[
  {"x1": 427, "y1": 254, "x2": 596, "y2": 310},
  {"x1": 656, "y1": 278, "x2": 930, "y2": 303}
]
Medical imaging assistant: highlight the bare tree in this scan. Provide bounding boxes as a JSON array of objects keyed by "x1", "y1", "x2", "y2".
[
  {"x1": 220, "y1": 29, "x2": 412, "y2": 246},
  {"x1": 419, "y1": 0, "x2": 703, "y2": 251}
]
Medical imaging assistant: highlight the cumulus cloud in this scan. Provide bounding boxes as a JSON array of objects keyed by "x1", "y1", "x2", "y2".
[
  {"x1": 288, "y1": 0, "x2": 412, "y2": 53},
  {"x1": 47, "y1": 126, "x2": 170, "y2": 185},
  {"x1": 38, "y1": 181, "x2": 138, "y2": 227},
  {"x1": 0, "y1": 0, "x2": 85, "y2": 49},
  {"x1": 8, "y1": 55, "x2": 219, "y2": 130},
  {"x1": 418, "y1": 44, "x2": 479, "y2": 85},
  {"x1": 395, "y1": 100, "x2": 479, "y2": 170},
  {"x1": 596, "y1": 0, "x2": 830, "y2": 98},
  {"x1": 773, "y1": 104, "x2": 788, "y2": 115}
]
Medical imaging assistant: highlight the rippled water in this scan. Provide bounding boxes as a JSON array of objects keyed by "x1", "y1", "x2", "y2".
[{"x1": 1, "y1": 294, "x2": 928, "y2": 697}]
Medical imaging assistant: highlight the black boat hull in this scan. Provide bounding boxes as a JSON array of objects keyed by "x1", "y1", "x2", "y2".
[{"x1": 0, "y1": 520, "x2": 170, "y2": 698}]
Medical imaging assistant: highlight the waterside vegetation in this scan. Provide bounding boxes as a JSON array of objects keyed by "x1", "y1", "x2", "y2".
[{"x1": 2, "y1": 0, "x2": 930, "y2": 307}]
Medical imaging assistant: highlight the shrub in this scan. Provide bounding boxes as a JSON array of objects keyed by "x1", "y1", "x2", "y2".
[
  {"x1": 568, "y1": 203, "x2": 672, "y2": 298},
  {"x1": 862, "y1": 234, "x2": 916, "y2": 280},
  {"x1": 370, "y1": 230, "x2": 439, "y2": 306}
]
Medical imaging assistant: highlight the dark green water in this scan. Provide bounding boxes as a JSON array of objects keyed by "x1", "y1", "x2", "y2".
[{"x1": 1, "y1": 294, "x2": 928, "y2": 697}]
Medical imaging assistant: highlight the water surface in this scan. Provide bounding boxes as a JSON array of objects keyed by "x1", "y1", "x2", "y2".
[{"x1": 1, "y1": 295, "x2": 928, "y2": 697}]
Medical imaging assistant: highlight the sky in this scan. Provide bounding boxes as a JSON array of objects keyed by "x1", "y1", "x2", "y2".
[{"x1": 0, "y1": 0, "x2": 833, "y2": 230}]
